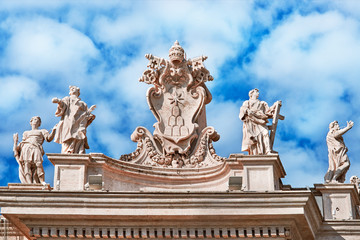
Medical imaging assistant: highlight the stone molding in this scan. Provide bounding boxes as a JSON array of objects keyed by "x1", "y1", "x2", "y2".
[
  {"x1": 30, "y1": 226, "x2": 291, "y2": 239},
  {"x1": 48, "y1": 153, "x2": 231, "y2": 191},
  {"x1": 8, "y1": 183, "x2": 51, "y2": 191},
  {"x1": 0, "y1": 190, "x2": 321, "y2": 240},
  {"x1": 47, "y1": 153, "x2": 289, "y2": 192},
  {"x1": 316, "y1": 220, "x2": 360, "y2": 240}
]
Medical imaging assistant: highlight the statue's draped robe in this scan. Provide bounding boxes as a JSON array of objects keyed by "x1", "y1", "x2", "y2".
[
  {"x1": 18, "y1": 129, "x2": 49, "y2": 183},
  {"x1": 324, "y1": 130, "x2": 350, "y2": 183},
  {"x1": 54, "y1": 96, "x2": 95, "y2": 154},
  {"x1": 239, "y1": 99, "x2": 272, "y2": 155}
]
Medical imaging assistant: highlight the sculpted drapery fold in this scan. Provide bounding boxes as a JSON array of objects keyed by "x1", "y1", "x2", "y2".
[
  {"x1": 13, "y1": 116, "x2": 55, "y2": 184},
  {"x1": 239, "y1": 88, "x2": 283, "y2": 155},
  {"x1": 324, "y1": 120, "x2": 354, "y2": 183},
  {"x1": 53, "y1": 86, "x2": 96, "y2": 154}
]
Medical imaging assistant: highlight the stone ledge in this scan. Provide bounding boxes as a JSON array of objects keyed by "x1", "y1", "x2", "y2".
[
  {"x1": 7, "y1": 183, "x2": 51, "y2": 191},
  {"x1": 30, "y1": 226, "x2": 291, "y2": 239}
]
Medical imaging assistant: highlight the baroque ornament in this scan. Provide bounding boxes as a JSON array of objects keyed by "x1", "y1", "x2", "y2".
[{"x1": 120, "y1": 41, "x2": 223, "y2": 168}]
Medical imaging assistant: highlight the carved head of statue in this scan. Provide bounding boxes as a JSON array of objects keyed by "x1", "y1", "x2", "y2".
[
  {"x1": 69, "y1": 85, "x2": 80, "y2": 97},
  {"x1": 329, "y1": 121, "x2": 339, "y2": 131},
  {"x1": 249, "y1": 88, "x2": 259, "y2": 99},
  {"x1": 30, "y1": 116, "x2": 41, "y2": 128},
  {"x1": 169, "y1": 40, "x2": 185, "y2": 64}
]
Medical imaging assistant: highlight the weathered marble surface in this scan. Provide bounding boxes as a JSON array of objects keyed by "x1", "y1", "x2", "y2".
[
  {"x1": 52, "y1": 86, "x2": 96, "y2": 154},
  {"x1": 239, "y1": 88, "x2": 283, "y2": 155},
  {"x1": 315, "y1": 183, "x2": 360, "y2": 221},
  {"x1": 120, "y1": 41, "x2": 223, "y2": 168},
  {"x1": 13, "y1": 116, "x2": 55, "y2": 184},
  {"x1": 0, "y1": 189, "x2": 321, "y2": 240},
  {"x1": 324, "y1": 120, "x2": 353, "y2": 183}
]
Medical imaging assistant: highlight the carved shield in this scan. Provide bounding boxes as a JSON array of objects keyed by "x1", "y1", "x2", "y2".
[{"x1": 147, "y1": 81, "x2": 206, "y2": 155}]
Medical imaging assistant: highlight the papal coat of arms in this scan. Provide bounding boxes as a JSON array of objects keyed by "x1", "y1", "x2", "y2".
[{"x1": 120, "y1": 41, "x2": 223, "y2": 168}]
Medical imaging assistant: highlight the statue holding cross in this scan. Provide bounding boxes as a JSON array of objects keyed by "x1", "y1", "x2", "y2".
[{"x1": 239, "y1": 88, "x2": 284, "y2": 155}]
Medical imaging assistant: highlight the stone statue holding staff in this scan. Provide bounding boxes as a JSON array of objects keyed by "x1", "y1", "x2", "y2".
[{"x1": 239, "y1": 88, "x2": 284, "y2": 155}]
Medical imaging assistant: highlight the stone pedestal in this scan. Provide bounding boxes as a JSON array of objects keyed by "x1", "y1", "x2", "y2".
[
  {"x1": 315, "y1": 184, "x2": 360, "y2": 220},
  {"x1": 47, "y1": 153, "x2": 91, "y2": 191},
  {"x1": 47, "y1": 153, "x2": 287, "y2": 192},
  {"x1": 228, "y1": 154, "x2": 286, "y2": 191}
]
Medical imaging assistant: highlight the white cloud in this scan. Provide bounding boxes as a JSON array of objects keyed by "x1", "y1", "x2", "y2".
[
  {"x1": 207, "y1": 99, "x2": 243, "y2": 157},
  {"x1": 91, "y1": 1, "x2": 253, "y2": 78},
  {"x1": 277, "y1": 139, "x2": 326, "y2": 186},
  {"x1": 323, "y1": 0, "x2": 360, "y2": 20},
  {"x1": 0, "y1": 0, "x2": 128, "y2": 11},
  {"x1": 0, "y1": 76, "x2": 40, "y2": 112},
  {"x1": 2, "y1": 16, "x2": 99, "y2": 81},
  {"x1": 95, "y1": 130, "x2": 137, "y2": 157},
  {"x1": 248, "y1": 11, "x2": 360, "y2": 141}
]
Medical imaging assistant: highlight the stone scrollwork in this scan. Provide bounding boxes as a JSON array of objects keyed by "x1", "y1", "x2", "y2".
[
  {"x1": 120, "y1": 41, "x2": 223, "y2": 168},
  {"x1": 121, "y1": 126, "x2": 223, "y2": 168}
]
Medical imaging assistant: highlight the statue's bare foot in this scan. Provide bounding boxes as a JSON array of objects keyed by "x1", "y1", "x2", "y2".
[{"x1": 266, "y1": 151, "x2": 278, "y2": 155}]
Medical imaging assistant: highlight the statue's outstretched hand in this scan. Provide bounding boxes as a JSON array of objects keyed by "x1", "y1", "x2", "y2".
[
  {"x1": 13, "y1": 133, "x2": 18, "y2": 144},
  {"x1": 347, "y1": 120, "x2": 354, "y2": 128},
  {"x1": 52, "y1": 124, "x2": 58, "y2": 132},
  {"x1": 89, "y1": 105, "x2": 96, "y2": 112}
]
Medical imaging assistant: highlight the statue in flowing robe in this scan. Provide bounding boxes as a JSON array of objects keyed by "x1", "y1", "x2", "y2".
[
  {"x1": 13, "y1": 116, "x2": 56, "y2": 183},
  {"x1": 324, "y1": 120, "x2": 354, "y2": 183},
  {"x1": 239, "y1": 88, "x2": 282, "y2": 155},
  {"x1": 52, "y1": 86, "x2": 96, "y2": 154}
]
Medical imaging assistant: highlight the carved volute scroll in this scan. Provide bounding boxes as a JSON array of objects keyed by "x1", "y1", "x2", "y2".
[{"x1": 120, "y1": 41, "x2": 223, "y2": 168}]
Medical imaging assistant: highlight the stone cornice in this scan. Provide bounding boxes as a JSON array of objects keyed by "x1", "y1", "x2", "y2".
[{"x1": 0, "y1": 190, "x2": 322, "y2": 239}]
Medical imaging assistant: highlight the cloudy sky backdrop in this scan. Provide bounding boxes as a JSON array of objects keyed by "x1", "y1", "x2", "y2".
[{"x1": 1, "y1": 0, "x2": 360, "y2": 187}]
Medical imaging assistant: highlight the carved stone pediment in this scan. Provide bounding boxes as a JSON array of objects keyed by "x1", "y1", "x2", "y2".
[{"x1": 120, "y1": 41, "x2": 223, "y2": 168}]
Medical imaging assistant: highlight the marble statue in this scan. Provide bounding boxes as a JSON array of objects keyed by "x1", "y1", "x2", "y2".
[
  {"x1": 13, "y1": 116, "x2": 56, "y2": 184},
  {"x1": 120, "y1": 41, "x2": 223, "y2": 168},
  {"x1": 52, "y1": 86, "x2": 96, "y2": 154},
  {"x1": 350, "y1": 176, "x2": 360, "y2": 191},
  {"x1": 239, "y1": 88, "x2": 284, "y2": 155},
  {"x1": 324, "y1": 120, "x2": 354, "y2": 183}
]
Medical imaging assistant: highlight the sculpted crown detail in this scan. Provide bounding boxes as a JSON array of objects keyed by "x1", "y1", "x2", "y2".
[
  {"x1": 169, "y1": 40, "x2": 185, "y2": 64},
  {"x1": 120, "y1": 41, "x2": 222, "y2": 168}
]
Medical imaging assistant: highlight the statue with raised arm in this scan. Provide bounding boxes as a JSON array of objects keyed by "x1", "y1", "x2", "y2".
[
  {"x1": 13, "y1": 116, "x2": 56, "y2": 184},
  {"x1": 324, "y1": 120, "x2": 354, "y2": 183},
  {"x1": 239, "y1": 88, "x2": 284, "y2": 155},
  {"x1": 52, "y1": 86, "x2": 96, "y2": 154}
]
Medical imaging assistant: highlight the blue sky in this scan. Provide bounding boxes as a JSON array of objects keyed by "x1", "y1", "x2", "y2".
[{"x1": 1, "y1": 0, "x2": 360, "y2": 187}]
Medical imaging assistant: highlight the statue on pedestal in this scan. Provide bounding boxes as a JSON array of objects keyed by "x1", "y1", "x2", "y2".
[
  {"x1": 324, "y1": 120, "x2": 354, "y2": 183},
  {"x1": 13, "y1": 116, "x2": 56, "y2": 184},
  {"x1": 52, "y1": 86, "x2": 96, "y2": 154},
  {"x1": 239, "y1": 88, "x2": 284, "y2": 155},
  {"x1": 120, "y1": 41, "x2": 223, "y2": 168}
]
